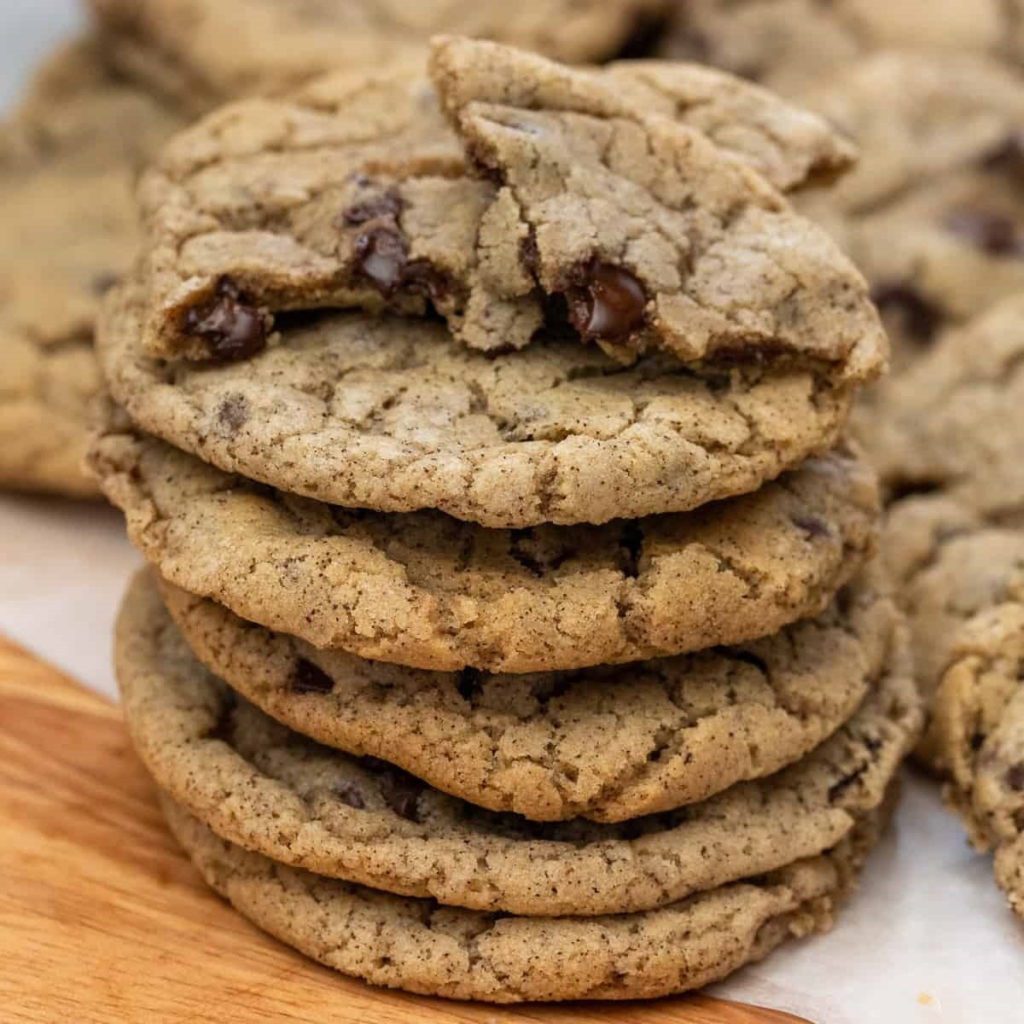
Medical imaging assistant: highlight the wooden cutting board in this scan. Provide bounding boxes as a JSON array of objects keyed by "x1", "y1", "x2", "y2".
[{"x1": 0, "y1": 636, "x2": 809, "y2": 1024}]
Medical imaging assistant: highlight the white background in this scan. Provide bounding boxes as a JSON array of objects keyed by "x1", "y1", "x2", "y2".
[{"x1": 1, "y1": 4, "x2": 1022, "y2": 1021}]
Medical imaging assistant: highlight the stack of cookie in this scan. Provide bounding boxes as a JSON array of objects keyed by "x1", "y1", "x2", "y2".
[{"x1": 92, "y1": 38, "x2": 921, "y2": 1002}]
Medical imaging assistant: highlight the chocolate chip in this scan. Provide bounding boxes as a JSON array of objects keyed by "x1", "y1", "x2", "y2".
[
  {"x1": 792, "y1": 516, "x2": 831, "y2": 540},
  {"x1": 456, "y1": 668, "x2": 483, "y2": 703},
  {"x1": 183, "y1": 277, "x2": 267, "y2": 361},
  {"x1": 291, "y1": 658, "x2": 334, "y2": 694},
  {"x1": 944, "y1": 209, "x2": 1024, "y2": 257},
  {"x1": 983, "y1": 133, "x2": 1024, "y2": 179},
  {"x1": 871, "y1": 282, "x2": 943, "y2": 345},
  {"x1": 401, "y1": 258, "x2": 450, "y2": 304},
  {"x1": 1006, "y1": 763, "x2": 1024, "y2": 791},
  {"x1": 91, "y1": 271, "x2": 120, "y2": 296},
  {"x1": 378, "y1": 770, "x2": 424, "y2": 822},
  {"x1": 566, "y1": 261, "x2": 647, "y2": 343},
  {"x1": 353, "y1": 225, "x2": 410, "y2": 294},
  {"x1": 335, "y1": 782, "x2": 366, "y2": 809}
]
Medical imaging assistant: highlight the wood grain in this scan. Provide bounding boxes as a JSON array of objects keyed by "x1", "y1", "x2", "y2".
[{"x1": 0, "y1": 636, "x2": 809, "y2": 1024}]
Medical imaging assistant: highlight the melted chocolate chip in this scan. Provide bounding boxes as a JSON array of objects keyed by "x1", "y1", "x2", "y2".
[
  {"x1": 871, "y1": 283, "x2": 943, "y2": 346},
  {"x1": 183, "y1": 277, "x2": 267, "y2": 361},
  {"x1": 1005, "y1": 763, "x2": 1024, "y2": 791},
  {"x1": 401, "y1": 258, "x2": 450, "y2": 304},
  {"x1": 291, "y1": 658, "x2": 334, "y2": 695},
  {"x1": 792, "y1": 516, "x2": 831, "y2": 540},
  {"x1": 335, "y1": 782, "x2": 366, "y2": 809},
  {"x1": 566, "y1": 261, "x2": 647, "y2": 343},
  {"x1": 944, "y1": 209, "x2": 1024, "y2": 257}
]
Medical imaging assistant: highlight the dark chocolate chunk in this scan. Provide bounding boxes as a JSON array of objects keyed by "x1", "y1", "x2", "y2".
[
  {"x1": 792, "y1": 515, "x2": 831, "y2": 540},
  {"x1": 566, "y1": 261, "x2": 647, "y2": 342},
  {"x1": 291, "y1": 658, "x2": 334, "y2": 695},
  {"x1": 183, "y1": 276, "x2": 267, "y2": 361},
  {"x1": 341, "y1": 189, "x2": 404, "y2": 226},
  {"x1": 1005, "y1": 763, "x2": 1024, "y2": 791},
  {"x1": 871, "y1": 282, "x2": 943, "y2": 345},
  {"x1": 456, "y1": 668, "x2": 483, "y2": 703},
  {"x1": 944, "y1": 208, "x2": 1024, "y2": 257}
]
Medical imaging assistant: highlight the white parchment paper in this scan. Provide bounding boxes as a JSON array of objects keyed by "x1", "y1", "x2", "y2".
[{"x1": 2, "y1": 5, "x2": 1022, "y2": 1022}]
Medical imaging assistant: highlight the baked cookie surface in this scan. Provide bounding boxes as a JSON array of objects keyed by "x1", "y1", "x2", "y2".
[
  {"x1": 162, "y1": 793, "x2": 889, "y2": 1003},
  {"x1": 157, "y1": 566, "x2": 900, "y2": 822},
  {"x1": 91, "y1": 413, "x2": 879, "y2": 673}
]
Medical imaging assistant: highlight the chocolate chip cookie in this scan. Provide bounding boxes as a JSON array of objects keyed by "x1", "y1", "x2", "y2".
[
  {"x1": 880, "y1": 494, "x2": 1024, "y2": 770},
  {"x1": 88, "y1": 0, "x2": 669, "y2": 112},
  {"x1": 856, "y1": 297, "x2": 1024, "y2": 518},
  {"x1": 90, "y1": 409, "x2": 879, "y2": 673},
  {"x1": 127, "y1": 39, "x2": 881, "y2": 378},
  {"x1": 0, "y1": 38, "x2": 180, "y2": 497},
  {"x1": 659, "y1": 0, "x2": 1024, "y2": 97},
  {"x1": 795, "y1": 53, "x2": 1024, "y2": 363},
  {"x1": 162, "y1": 792, "x2": 890, "y2": 1002},
  {"x1": 931, "y1": 601, "x2": 1024, "y2": 920},
  {"x1": 100, "y1": 291, "x2": 859, "y2": 528},
  {"x1": 118, "y1": 568, "x2": 918, "y2": 917},
  {"x1": 156, "y1": 566, "x2": 900, "y2": 822}
]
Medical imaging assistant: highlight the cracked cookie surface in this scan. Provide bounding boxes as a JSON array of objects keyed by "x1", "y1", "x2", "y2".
[
  {"x1": 162, "y1": 792, "x2": 888, "y2": 1002},
  {"x1": 119, "y1": 571, "x2": 917, "y2": 916},
  {"x1": 91, "y1": 410, "x2": 879, "y2": 673},
  {"x1": 126, "y1": 39, "x2": 880, "y2": 384},
  {"x1": 156, "y1": 565, "x2": 900, "y2": 822},
  {"x1": 88, "y1": 0, "x2": 668, "y2": 112},
  {"x1": 101, "y1": 290, "x2": 857, "y2": 527},
  {"x1": 0, "y1": 38, "x2": 180, "y2": 497}
]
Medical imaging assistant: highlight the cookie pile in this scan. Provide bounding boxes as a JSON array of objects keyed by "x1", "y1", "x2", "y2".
[{"x1": 90, "y1": 38, "x2": 922, "y2": 1002}]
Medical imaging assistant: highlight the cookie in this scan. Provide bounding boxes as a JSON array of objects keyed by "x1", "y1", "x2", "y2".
[
  {"x1": 880, "y1": 494, "x2": 1024, "y2": 769},
  {"x1": 659, "y1": 0, "x2": 1024, "y2": 97},
  {"x1": 157, "y1": 567, "x2": 900, "y2": 822},
  {"x1": 90, "y1": 413, "x2": 880, "y2": 673},
  {"x1": 100, "y1": 292, "x2": 857, "y2": 528},
  {"x1": 855, "y1": 297, "x2": 1024, "y2": 519},
  {"x1": 0, "y1": 39, "x2": 180, "y2": 497},
  {"x1": 128, "y1": 40, "x2": 882, "y2": 380},
  {"x1": 118, "y1": 568, "x2": 918, "y2": 917},
  {"x1": 162, "y1": 792, "x2": 888, "y2": 1002},
  {"x1": 931, "y1": 602, "x2": 1024, "y2": 920},
  {"x1": 793, "y1": 54, "x2": 1024, "y2": 363},
  {"x1": 88, "y1": 0, "x2": 669, "y2": 112}
]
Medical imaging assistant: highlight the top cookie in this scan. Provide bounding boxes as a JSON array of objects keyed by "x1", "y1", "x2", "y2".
[
  {"x1": 128, "y1": 39, "x2": 882, "y2": 384},
  {"x1": 0, "y1": 38, "x2": 181, "y2": 497},
  {"x1": 659, "y1": 0, "x2": 1024, "y2": 97},
  {"x1": 88, "y1": 0, "x2": 668, "y2": 112}
]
